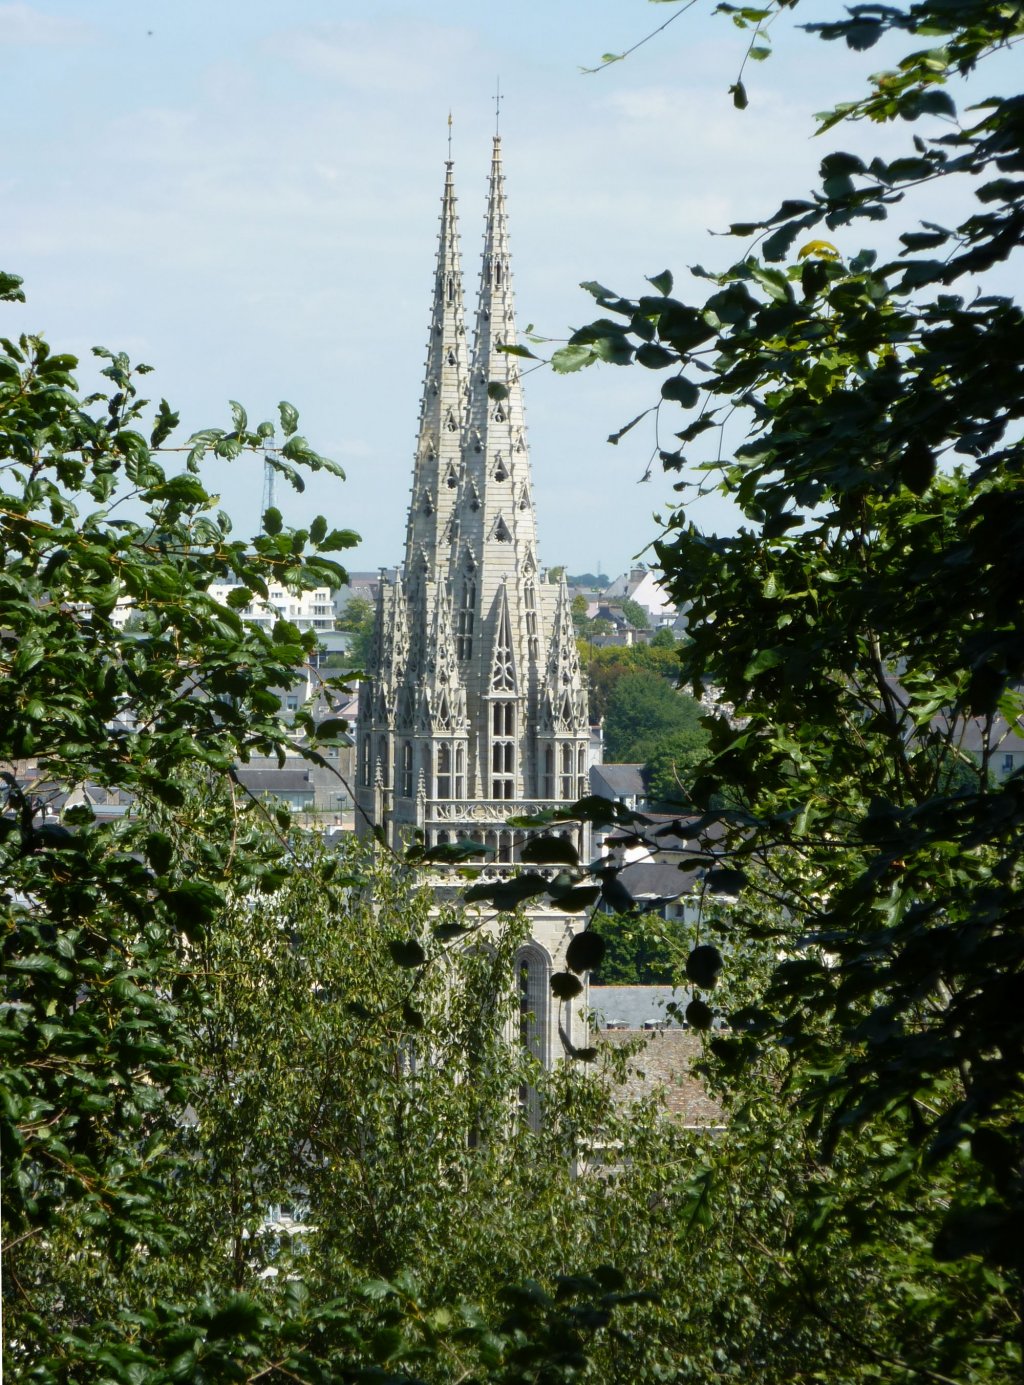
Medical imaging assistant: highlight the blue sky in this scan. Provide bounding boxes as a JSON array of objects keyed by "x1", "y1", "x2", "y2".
[{"x1": 1, "y1": 1, "x2": 986, "y2": 578}]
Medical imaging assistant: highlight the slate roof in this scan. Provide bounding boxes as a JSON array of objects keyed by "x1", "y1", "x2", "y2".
[
  {"x1": 589, "y1": 984, "x2": 692, "y2": 1028},
  {"x1": 590, "y1": 763, "x2": 645, "y2": 799},
  {"x1": 619, "y1": 860, "x2": 702, "y2": 899},
  {"x1": 234, "y1": 769, "x2": 315, "y2": 794}
]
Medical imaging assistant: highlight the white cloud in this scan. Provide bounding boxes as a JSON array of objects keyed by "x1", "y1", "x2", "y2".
[
  {"x1": 269, "y1": 19, "x2": 479, "y2": 95},
  {"x1": 0, "y1": 2, "x2": 94, "y2": 44}
]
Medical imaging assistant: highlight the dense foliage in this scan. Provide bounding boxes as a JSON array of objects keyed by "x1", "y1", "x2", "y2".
[
  {"x1": 604, "y1": 667, "x2": 709, "y2": 770},
  {"x1": 525, "y1": 0, "x2": 1024, "y2": 1374},
  {"x1": 0, "y1": 287, "x2": 656, "y2": 1380}
]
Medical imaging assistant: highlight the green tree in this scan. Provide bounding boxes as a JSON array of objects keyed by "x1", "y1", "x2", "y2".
[
  {"x1": 0, "y1": 274, "x2": 740, "y2": 1385},
  {"x1": 583, "y1": 640, "x2": 683, "y2": 721},
  {"x1": 643, "y1": 729, "x2": 709, "y2": 806},
  {"x1": 542, "y1": 0, "x2": 1024, "y2": 1369},
  {"x1": 620, "y1": 596, "x2": 650, "y2": 630},
  {"x1": 591, "y1": 910, "x2": 685, "y2": 985},
  {"x1": 336, "y1": 589, "x2": 375, "y2": 668},
  {"x1": 571, "y1": 591, "x2": 589, "y2": 630},
  {"x1": 604, "y1": 669, "x2": 705, "y2": 762}
]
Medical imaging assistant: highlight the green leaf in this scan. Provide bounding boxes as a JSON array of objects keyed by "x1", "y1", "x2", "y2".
[
  {"x1": 421, "y1": 839, "x2": 493, "y2": 864},
  {"x1": 661, "y1": 376, "x2": 700, "y2": 407},
  {"x1": 519, "y1": 835, "x2": 580, "y2": 867},
  {"x1": 565, "y1": 930, "x2": 606, "y2": 974},
  {"x1": 263, "y1": 506, "x2": 283, "y2": 536},
  {"x1": 685, "y1": 944, "x2": 724, "y2": 988},
  {"x1": 550, "y1": 343, "x2": 598, "y2": 373},
  {"x1": 743, "y1": 647, "x2": 785, "y2": 678},
  {"x1": 388, "y1": 938, "x2": 427, "y2": 968},
  {"x1": 685, "y1": 998, "x2": 714, "y2": 1030},
  {"x1": 315, "y1": 718, "x2": 350, "y2": 740},
  {"x1": 278, "y1": 400, "x2": 299, "y2": 436},
  {"x1": 730, "y1": 81, "x2": 748, "y2": 110},
  {"x1": 548, "y1": 884, "x2": 602, "y2": 913},
  {"x1": 463, "y1": 874, "x2": 551, "y2": 908},
  {"x1": 647, "y1": 269, "x2": 674, "y2": 296},
  {"x1": 551, "y1": 971, "x2": 585, "y2": 999}
]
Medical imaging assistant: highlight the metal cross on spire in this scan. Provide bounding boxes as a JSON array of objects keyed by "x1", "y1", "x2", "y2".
[
  {"x1": 494, "y1": 78, "x2": 502, "y2": 136},
  {"x1": 447, "y1": 110, "x2": 453, "y2": 163}
]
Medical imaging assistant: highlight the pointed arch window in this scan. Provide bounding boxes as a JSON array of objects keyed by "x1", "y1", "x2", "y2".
[
  {"x1": 492, "y1": 403, "x2": 506, "y2": 423},
  {"x1": 445, "y1": 408, "x2": 458, "y2": 433},
  {"x1": 491, "y1": 698, "x2": 516, "y2": 800},
  {"x1": 544, "y1": 745, "x2": 555, "y2": 799},
  {"x1": 422, "y1": 491, "x2": 434, "y2": 516},
  {"x1": 559, "y1": 743, "x2": 574, "y2": 801},
  {"x1": 524, "y1": 583, "x2": 538, "y2": 658},
  {"x1": 446, "y1": 347, "x2": 457, "y2": 366},
  {"x1": 456, "y1": 573, "x2": 475, "y2": 660},
  {"x1": 455, "y1": 744, "x2": 465, "y2": 798},
  {"x1": 578, "y1": 745, "x2": 588, "y2": 799},
  {"x1": 491, "y1": 604, "x2": 516, "y2": 691},
  {"x1": 436, "y1": 689, "x2": 451, "y2": 730},
  {"x1": 400, "y1": 741, "x2": 414, "y2": 798},
  {"x1": 493, "y1": 455, "x2": 508, "y2": 481},
  {"x1": 492, "y1": 515, "x2": 511, "y2": 542},
  {"x1": 517, "y1": 944, "x2": 550, "y2": 1122},
  {"x1": 360, "y1": 733, "x2": 371, "y2": 788},
  {"x1": 446, "y1": 273, "x2": 455, "y2": 304},
  {"x1": 436, "y1": 743, "x2": 451, "y2": 799},
  {"x1": 444, "y1": 462, "x2": 458, "y2": 489}
]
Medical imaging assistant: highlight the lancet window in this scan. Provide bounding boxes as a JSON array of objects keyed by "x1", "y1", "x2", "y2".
[
  {"x1": 559, "y1": 742, "x2": 573, "y2": 801},
  {"x1": 491, "y1": 701, "x2": 516, "y2": 799},
  {"x1": 491, "y1": 604, "x2": 515, "y2": 692},
  {"x1": 524, "y1": 583, "x2": 538, "y2": 659},
  {"x1": 456, "y1": 573, "x2": 475, "y2": 660},
  {"x1": 436, "y1": 743, "x2": 451, "y2": 799},
  {"x1": 400, "y1": 741, "x2": 414, "y2": 798}
]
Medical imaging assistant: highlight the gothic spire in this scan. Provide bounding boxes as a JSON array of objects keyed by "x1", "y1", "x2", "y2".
[
  {"x1": 449, "y1": 134, "x2": 537, "y2": 584},
  {"x1": 404, "y1": 156, "x2": 470, "y2": 580}
]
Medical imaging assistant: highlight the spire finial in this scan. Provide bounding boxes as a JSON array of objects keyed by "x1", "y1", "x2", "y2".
[
  {"x1": 447, "y1": 110, "x2": 453, "y2": 164},
  {"x1": 494, "y1": 78, "x2": 502, "y2": 137}
]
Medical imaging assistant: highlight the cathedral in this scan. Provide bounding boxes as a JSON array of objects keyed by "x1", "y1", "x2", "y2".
[{"x1": 355, "y1": 136, "x2": 593, "y2": 1062}]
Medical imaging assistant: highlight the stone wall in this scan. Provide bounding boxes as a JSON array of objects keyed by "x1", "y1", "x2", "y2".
[{"x1": 601, "y1": 1027, "x2": 724, "y2": 1126}]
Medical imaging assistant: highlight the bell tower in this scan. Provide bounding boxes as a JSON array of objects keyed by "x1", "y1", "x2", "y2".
[{"x1": 355, "y1": 137, "x2": 592, "y2": 1065}]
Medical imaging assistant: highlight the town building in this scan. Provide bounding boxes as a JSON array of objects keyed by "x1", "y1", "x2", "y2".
[{"x1": 355, "y1": 137, "x2": 593, "y2": 1062}]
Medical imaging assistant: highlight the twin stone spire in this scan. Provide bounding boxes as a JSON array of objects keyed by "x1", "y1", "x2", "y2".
[{"x1": 356, "y1": 137, "x2": 591, "y2": 853}]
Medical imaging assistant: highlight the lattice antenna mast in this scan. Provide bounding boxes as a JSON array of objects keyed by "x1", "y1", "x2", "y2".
[{"x1": 261, "y1": 450, "x2": 277, "y2": 521}]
